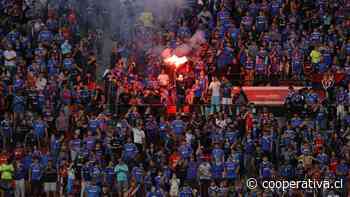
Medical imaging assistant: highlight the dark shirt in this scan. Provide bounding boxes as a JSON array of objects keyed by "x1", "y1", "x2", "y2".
[
  {"x1": 43, "y1": 167, "x2": 57, "y2": 183},
  {"x1": 176, "y1": 81, "x2": 186, "y2": 96}
]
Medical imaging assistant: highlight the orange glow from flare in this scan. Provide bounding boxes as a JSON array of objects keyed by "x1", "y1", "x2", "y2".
[{"x1": 164, "y1": 55, "x2": 188, "y2": 67}]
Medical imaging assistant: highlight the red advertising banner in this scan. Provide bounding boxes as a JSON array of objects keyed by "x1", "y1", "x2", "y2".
[
  {"x1": 234, "y1": 87, "x2": 299, "y2": 105},
  {"x1": 234, "y1": 86, "x2": 326, "y2": 106}
]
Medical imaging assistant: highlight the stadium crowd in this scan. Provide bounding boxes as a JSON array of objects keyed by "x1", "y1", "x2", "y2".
[{"x1": 0, "y1": 0, "x2": 350, "y2": 196}]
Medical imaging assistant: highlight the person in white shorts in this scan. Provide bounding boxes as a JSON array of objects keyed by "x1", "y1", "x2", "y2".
[
  {"x1": 43, "y1": 160, "x2": 58, "y2": 197},
  {"x1": 221, "y1": 76, "x2": 233, "y2": 114}
]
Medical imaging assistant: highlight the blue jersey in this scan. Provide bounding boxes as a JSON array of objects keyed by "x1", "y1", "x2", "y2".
[
  {"x1": 88, "y1": 119, "x2": 100, "y2": 133},
  {"x1": 311, "y1": 32, "x2": 321, "y2": 42},
  {"x1": 248, "y1": 3, "x2": 258, "y2": 16},
  {"x1": 47, "y1": 19, "x2": 58, "y2": 31},
  {"x1": 33, "y1": 121, "x2": 46, "y2": 138},
  {"x1": 40, "y1": 154, "x2": 51, "y2": 167},
  {"x1": 81, "y1": 165, "x2": 91, "y2": 181},
  {"x1": 147, "y1": 191, "x2": 164, "y2": 197},
  {"x1": 306, "y1": 93, "x2": 318, "y2": 105},
  {"x1": 270, "y1": 1, "x2": 280, "y2": 16},
  {"x1": 70, "y1": 139, "x2": 81, "y2": 151},
  {"x1": 245, "y1": 59, "x2": 254, "y2": 70},
  {"x1": 90, "y1": 166, "x2": 102, "y2": 183},
  {"x1": 346, "y1": 43, "x2": 350, "y2": 56},
  {"x1": 72, "y1": 90, "x2": 80, "y2": 104},
  {"x1": 132, "y1": 167, "x2": 144, "y2": 183},
  {"x1": 225, "y1": 161, "x2": 239, "y2": 179},
  {"x1": 318, "y1": 62, "x2": 328, "y2": 73},
  {"x1": 154, "y1": 175, "x2": 162, "y2": 188},
  {"x1": 85, "y1": 185, "x2": 101, "y2": 197},
  {"x1": 336, "y1": 91, "x2": 348, "y2": 105},
  {"x1": 211, "y1": 164, "x2": 224, "y2": 179},
  {"x1": 34, "y1": 47, "x2": 45, "y2": 57},
  {"x1": 7, "y1": 31, "x2": 19, "y2": 44},
  {"x1": 50, "y1": 137, "x2": 60, "y2": 153},
  {"x1": 186, "y1": 161, "x2": 197, "y2": 180},
  {"x1": 178, "y1": 144, "x2": 193, "y2": 159},
  {"x1": 336, "y1": 163, "x2": 349, "y2": 176},
  {"x1": 256, "y1": 16, "x2": 266, "y2": 29},
  {"x1": 20, "y1": 36, "x2": 31, "y2": 49},
  {"x1": 13, "y1": 95, "x2": 25, "y2": 112},
  {"x1": 194, "y1": 85, "x2": 202, "y2": 97},
  {"x1": 123, "y1": 143, "x2": 138, "y2": 159},
  {"x1": 280, "y1": 164, "x2": 294, "y2": 177},
  {"x1": 63, "y1": 58, "x2": 74, "y2": 70},
  {"x1": 255, "y1": 56, "x2": 266, "y2": 73},
  {"x1": 14, "y1": 79, "x2": 24, "y2": 91},
  {"x1": 261, "y1": 136, "x2": 272, "y2": 152},
  {"x1": 230, "y1": 28, "x2": 240, "y2": 44},
  {"x1": 84, "y1": 136, "x2": 96, "y2": 150},
  {"x1": 37, "y1": 93, "x2": 45, "y2": 105},
  {"x1": 316, "y1": 153, "x2": 329, "y2": 166},
  {"x1": 225, "y1": 131, "x2": 238, "y2": 144},
  {"x1": 212, "y1": 148, "x2": 224, "y2": 163},
  {"x1": 292, "y1": 59, "x2": 302, "y2": 74},
  {"x1": 14, "y1": 164, "x2": 26, "y2": 180},
  {"x1": 179, "y1": 187, "x2": 193, "y2": 197},
  {"x1": 244, "y1": 138, "x2": 255, "y2": 154},
  {"x1": 291, "y1": 117, "x2": 303, "y2": 128},
  {"x1": 30, "y1": 163, "x2": 43, "y2": 180},
  {"x1": 171, "y1": 120, "x2": 185, "y2": 135},
  {"x1": 218, "y1": 11, "x2": 231, "y2": 26},
  {"x1": 323, "y1": 51, "x2": 332, "y2": 66},
  {"x1": 22, "y1": 155, "x2": 32, "y2": 171},
  {"x1": 38, "y1": 30, "x2": 52, "y2": 42},
  {"x1": 260, "y1": 162, "x2": 272, "y2": 178},
  {"x1": 47, "y1": 59, "x2": 59, "y2": 76},
  {"x1": 210, "y1": 132, "x2": 224, "y2": 143},
  {"x1": 241, "y1": 16, "x2": 253, "y2": 27}
]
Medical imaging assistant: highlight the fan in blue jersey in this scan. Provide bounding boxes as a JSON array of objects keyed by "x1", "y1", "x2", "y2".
[
  {"x1": 63, "y1": 57, "x2": 74, "y2": 71},
  {"x1": 178, "y1": 141, "x2": 193, "y2": 159},
  {"x1": 224, "y1": 156, "x2": 240, "y2": 182},
  {"x1": 131, "y1": 164, "x2": 144, "y2": 184},
  {"x1": 29, "y1": 157, "x2": 43, "y2": 196},
  {"x1": 260, "y1": 132, "x2": 273, "y2": 154},
  {"x1": 179, "y1": 185, "x2": 193, "y2": 197},
  {"x1": 38, "y1": 28, "x2": 53, "y2": 43},
  {"x1": 84, "y1": 180, "x2": 101, "y2": 197},
  {"x1": 171, "y1": 115, "x2": 185, "y2": 136},
  {"x1": 32, "y1": 116, "x2": 47, "y2": 140},
  {"x1": 259, "y1": 156, "x2": 272, "y2": 179},
  {"x1": 212, "y1": 144, "x2": 224, "y2": 165},
  {"x1": 122, "y1": 138, "x2": 138, "y2": 162},
  {"x1": 255, "y1": 11, "x2": 267, "y2": 33}
]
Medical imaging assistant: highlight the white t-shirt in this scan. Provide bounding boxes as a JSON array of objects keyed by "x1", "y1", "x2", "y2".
[
  {"x1": 158, "y1": 73, "x2": 169, "y2": 86},
  {"x1": 36, "y1": 77, "x2": 47, "y2": 90},
  {"x1": 132, "y1": 127, "x2": 145, "y2": 144},
  {"x1": 215, "y1": 119, "x2": 227, "y2": 128},
  {"x1": 209, "y1": 81, "x2": 221, "y2": 97},
  {"x1": 3, "y1": 50, "x2": 16, "y2": 67},
  {"x1": 185, "y1": 133, "x2": 195, "y2": 144},
  {"x1": 170, "y1": 178, "x2": 180, "y2": 196}
]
